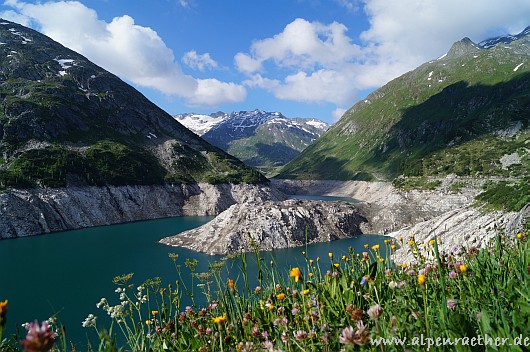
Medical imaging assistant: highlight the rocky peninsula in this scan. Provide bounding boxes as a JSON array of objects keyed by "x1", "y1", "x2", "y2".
[{"x1": 160, "y1": 199, "x2": 368, "y2": 255}]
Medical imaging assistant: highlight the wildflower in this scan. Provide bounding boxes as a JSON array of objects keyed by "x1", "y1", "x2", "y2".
[
  {"x1": 446, "y1": 299, "x2": 457, "y2": 310},
  {"x1": 390, "y1": 244, "x2": 396, "y2": 250},
  {"x1": 372, "y1": 244, "x2": 380, "y2": 251},
  {"x1": 459, "y1": 264, "x2": 468, "y2": 273},
  {"x1": 401, "y1": 263, "x2": 408, "y2": 269},
  {"x1": 328, "y1": 252, "x2": 333, "y2": 260},
  {"x1": 293, "y1": 330, "x2": 308, "y2": 341},
  {"x1": 308, "y1": 272, "x2": 314, "y2": 277},
  {"x1": 388, "y1": 281, "x2": 398, "y2": 289},
  {"x1": 360, "y1": 276, "x2": 369, "y2": 286},
  {"x1": 289, "y1": 267, "x2": 302, "y2": 282},
  {"x1": 367, "y1": 304, "x2": 383, "y2": 320},
  {"x1": 212, "y1": 315, "x2": 227, "y2": 325},
  {"x1": 429, "y1": 239, "x2": 435, "y2": 246},
  {"x1": 333, "y1": 263, "x2": 340, "y2": 268},
  {"x1": 384, "y1": 239, "x2": 390, "y2": 244},
  {"x1": 268, "y1": 304, "x2": 275, "y2": 311},
  {"x1": 353, "y1": 320, "x2": 370, "y2": 345},
  {"x1": 516, "y1": 233, "x2": 523, "y2": 239},
  {"x1": 417, "y1": 274, "x2": 426, "y2": 285},
  {"x1": 227, "y1": 279, "x2": 235, "y2": 291},
  {"x1": 276, "y1": 293, "x2": 285, "y2": 301},
  {"x1": 309, "y1": 259, "x2": 314, "y2": 265},
  {"x1": 20, "y1": 320, "x2": 56, "y2": 352},
  {"x1": 254, "y1": 286, "x2": 262, "y2": 294},
  {"x1": 0, "y1": 299, "x2": 7, "y2": 327},
  {"x1": 448, "y1": 271, "x2": 458, "y2": 279},
  {"x1": 340, "y1": 326, "x2": 354, "y2": 345},
  {"x1": 146, "y1": 320, "x2": 152, "y2": 325},
  {"x1": 302, "y1": 289, "x2": 310, "y2": 295},
  {"x1": 363, "y1": 244, "x2": 369, "y2": 249},
  {"x1": 292, "y1": 307, "x2": 299, "y2": 315},
  {"x1": 409, "y1": 240, "x2": 416, "y2": 246},
  {"x1": 81, "y1": 314, "x2": 97, "y2": 328},
  {"x1": 151, "y1": 310, "x2": 159, "y2": 317}
]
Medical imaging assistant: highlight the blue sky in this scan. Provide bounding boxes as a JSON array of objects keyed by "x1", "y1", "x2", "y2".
[{"x1": 1, "y1": 0, "x2": 529, "y2": 123}]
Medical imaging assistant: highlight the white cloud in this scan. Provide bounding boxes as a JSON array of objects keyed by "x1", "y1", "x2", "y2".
[
  {"x1": 182, "y1": 50, "x2": 219, "y2": 71},
  {"x1": 3, "y1": 0, "x2": 245, "y2": 107},
  {"x1": 188, "y1": 79, "x2": 247, "y2": 107},
  {"x1": 236, "y1": 1, "x2": 530, "y2": 108},
  {"x1": 332, "y1": 107, "x2": 347, "y2": 122}
]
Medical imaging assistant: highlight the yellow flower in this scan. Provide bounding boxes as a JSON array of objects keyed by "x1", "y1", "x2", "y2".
[
  {"x1": 401, "y1": 263, "x2": 408, "y2": 269},
  {"x1": 227, "y1": 278, "x2": 235, "y2": 290},
  {"x1": 309, "y1": 259, "x2": 314, "y2": 265},
  {"x1": 429, "y1": 239, "x2": 435, "y2": 246},
  {"x1": 151, "y1": 310, "x2": 159, "y2": 316},
  {"x1": 333, "y1": 263, "x2": 340, "y2": 268},
  {"x1": 516, "y1": 233, "x2": 523, "y2": 239},
  {"x1": 268, "y1": 304, "x2": 275, "y2": 311},
  {"x1": 417, "y1": 274, "x2": 426, "y2": 285},
  {"x1": 384, "y1": 239, "x2": 390, "y2": 244},
  {"x1": 301, "y1": 251, "x2": 306, "y2": 255},
  {"x1": 328, "y1": 252, "x2": 333, "y2": 260},
  {"x1": 212, "y1": 315, "x2": 228, "y2": 324},
  {"x1": 459, "y1": 264, "x2": 468, "y2": 273},
  {"x1": 276, "y1": 293, "x2": 285, "y2": 301},
  {"x1": 372, "y1": 244, "x2": 380, "y2": 251},
  {"x1": 308, "y1": 272, "x2": 314, "y2": 277},
  {"x1": 0, "y1": 299, "x2": 7, "y2": 327},
  {"x1": 390, "y1": 244, "x2": 396, "y2": 250},
  {"x1": 363, "y1": 244, "x2": 369, "y2": 249},
  {"x1": 145, "y1": 320, "x2": 151, "y2": 325},
  {"x1": 408, "y1": 240, "x2": 415, "y2": 246},
  {"x1": 290, "y1": 267, "x2": 302, "y2": 282},
  {"x1": 302, "y1": 289, "x2": 310, "y2": 295},
  {"x1": 342, "y1": 255, "x2": 347, "y2": 261}
]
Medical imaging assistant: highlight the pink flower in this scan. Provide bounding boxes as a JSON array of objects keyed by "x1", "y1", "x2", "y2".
[
  {"x1": 293, "y1": 330, "x2": 308, "y2": 341},
  {"x1": 339, "y1": 326, "x2": 354, "y2": 345},
  {"x1": 448, "y1": 271, "x2": 458, "y2": 279},
  {"x1": 20, "y1": 320, "x2": 56, "y2": 352},
  {"x1": 367, "y1": 304, "x2": 383, "y2": 320},
  {"x1": 446, "y1": 299, "x2": 457, "y2": 310}
]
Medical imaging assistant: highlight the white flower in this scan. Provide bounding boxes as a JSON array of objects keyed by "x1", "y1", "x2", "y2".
[{"x1": 82, "y1": 314, "x2": 97, "y2": 328}]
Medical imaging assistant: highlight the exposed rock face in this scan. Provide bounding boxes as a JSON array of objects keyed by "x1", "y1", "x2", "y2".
[
  {"x1": 160, "y1": 199, "x2": 368, "y2": 255},
  {"x1": 271, "y1": 179, "x2": 477, "y2": 234},
  {"x1": 389, "y1": 204, "x2": 530, "y2": 264},
  {"x1": 0, "y1": 183, "x2": 286, "y2": 239}
]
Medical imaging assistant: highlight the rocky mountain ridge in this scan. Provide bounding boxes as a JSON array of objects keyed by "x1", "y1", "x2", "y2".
[
  {"x1": 176, "y1": 109, "x2": 329, "y2": 172},
  {"x1": 0, "y1": 19, "x2": 264, "y2": 189}
]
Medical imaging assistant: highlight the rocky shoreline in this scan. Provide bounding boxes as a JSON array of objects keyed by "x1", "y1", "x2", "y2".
[{"x1": 0, "y1": 183, "x2": 285, "y2": 239}]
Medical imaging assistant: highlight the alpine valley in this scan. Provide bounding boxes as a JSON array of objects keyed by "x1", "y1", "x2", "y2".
[
  {"x1": 175, "y1": 110, "x2": 329, "y2": 174},
  {"x1": 0, "y1": 19, "x2": 528, "y2": 264}
]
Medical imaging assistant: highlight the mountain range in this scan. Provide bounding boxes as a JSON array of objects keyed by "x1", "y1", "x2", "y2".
[
  {"x1": 0, "y1": 19, "x2": 265, "y2": 189},
  {"x1": 278, "y1": 27, "x2": 530, "y2": 185},
  {"x1": 176, "y1": 110, "x2": 329, "y2": 173}
]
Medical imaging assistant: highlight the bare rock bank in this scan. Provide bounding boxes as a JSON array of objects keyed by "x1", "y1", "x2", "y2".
[
  {"x1": 389, "y1": 204, "x2": 530, "y2": 264},
  {"x1": 160, "y1": 199, "x2": 368, "y2": 255},
  {"x1": 0, "y1": 183, "x2": 285, "y2": 239}
]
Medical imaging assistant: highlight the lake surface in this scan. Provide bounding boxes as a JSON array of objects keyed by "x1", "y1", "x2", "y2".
[
  {"x1": 288, "y1": 194, "x2": 359, "y2": 203},
  {"x1": 0, "y1": 210, "x2": 387, "y2": 346}
]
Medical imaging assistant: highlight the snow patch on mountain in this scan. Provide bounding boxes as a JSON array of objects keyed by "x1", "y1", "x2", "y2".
[{"x1": 174, "y1": 112, "x2": 229, "y2": 135}]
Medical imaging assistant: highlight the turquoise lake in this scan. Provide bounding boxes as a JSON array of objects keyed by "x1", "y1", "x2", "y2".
[{"x1": 0, "y1": 202, "x2": 388, "y2": 346}]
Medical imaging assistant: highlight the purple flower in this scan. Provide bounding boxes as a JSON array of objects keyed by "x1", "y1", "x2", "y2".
[
  {"x1": 20, "y1": 320, "x2": 56, "y2": 352},
  {"x1": 360, "y1": 276, "x2": 368, "y2": 286},
  {"x1": 448, "y1": 271, "x2": 458, "y2": 279}
]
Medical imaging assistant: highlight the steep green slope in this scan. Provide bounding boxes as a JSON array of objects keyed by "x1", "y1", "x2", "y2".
[
  {"x1": 0, "y1": 20, "x2": 265, "y2": 189},
  {"x1": 278, "y1": 31, "x2": 530, "y2": 182}
]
